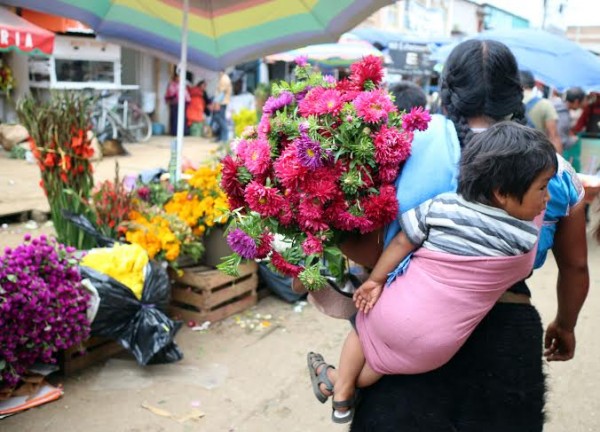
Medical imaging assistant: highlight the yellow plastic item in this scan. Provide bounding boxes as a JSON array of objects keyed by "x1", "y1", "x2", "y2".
[{"x1": 81, "y1": 243, "x2": 149, "y2": 300}]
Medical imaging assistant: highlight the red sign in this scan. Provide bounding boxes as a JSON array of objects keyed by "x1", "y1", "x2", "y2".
[{"x1": 0, "y1": 9, "x2": 54, "y2": 55}]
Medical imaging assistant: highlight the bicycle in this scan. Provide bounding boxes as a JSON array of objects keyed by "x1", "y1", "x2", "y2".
[{"x1": 90, "y1": 90, "x2": 152, "y2": 143}]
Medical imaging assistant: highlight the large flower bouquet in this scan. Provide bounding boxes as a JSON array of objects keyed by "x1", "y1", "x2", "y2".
[
  {"x1": 0, "y1": 235, "x2": 90, "y2": 390},
  {"x1": 218, "y1": 56, "x2": 430, "y2": 290},
  {"x1": 17, "y1": 93, "x2": 96, "y2": 250}
]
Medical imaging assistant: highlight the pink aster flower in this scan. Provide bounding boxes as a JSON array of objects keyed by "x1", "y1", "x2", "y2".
[
  {"x1": 377, "y1": 164, "x2": 400, "y2": 183},
  {"x1": 362, "y1": 185, "x2": 399, "y2": 228},
  {"x1": 270, "y1": 251, "x2": 303, "y2": 277},
  {"x1": 244, "y1": 181, "x2": 284, "y2": 218},
  {"x1": 402, "y1": 106, "x2": 432, "y2": 132},
  {"x1": 256, "y1": 232, "x2": 274, "y2": 259},
  {"x1": 302, "y1": 233, "x2": 324, "y2": 255},
  {"x1": 273, "y1": 144, "x2": 309, "y2": 189},
  {"x1": 298, "y1": 86, "x2": 327, "y2": 117},
  {"x1": 294, "y1": 55, "x2": 308, "y2": 67},
  {"x1": 315, "y1": 89, "x2": 343, "y2": 116},
  {"x1": 243, "y1": 138, "x2": 271, "y2": 176},
  {"x1": 350, "y1": 55, "x2": 384, "y2": 88},
  {"x1": 257, "y1": 114, "x2": 271, "y2": 138},
  {"x1": 353, "y1": 90, "x2": 397, "y2": 123},
  {"x1": 373, "y1": 125, "x2": 412, "y2": 166},
  {"x1": 297, "y1": 199, "x2": 329, "y2": 233}
]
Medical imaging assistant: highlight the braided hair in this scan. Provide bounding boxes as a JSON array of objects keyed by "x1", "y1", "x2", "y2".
[{"x1": 440, "y1": 39, "x2": 526, "y2": 147}]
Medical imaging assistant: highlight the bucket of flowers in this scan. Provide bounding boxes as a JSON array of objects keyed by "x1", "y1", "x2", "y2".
[{"x1": 217, "y1": 55, "x2": 430, "y2": 291}]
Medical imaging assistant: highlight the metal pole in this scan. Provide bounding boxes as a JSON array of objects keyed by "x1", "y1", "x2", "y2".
[{"x1": 175, "y1": 0, "x2": 189, "y2": 182}]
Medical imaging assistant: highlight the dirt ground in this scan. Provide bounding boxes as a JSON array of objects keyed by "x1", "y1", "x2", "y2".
[{"x1": 1, "y1": 139, "x2": 600, "y2": 431}]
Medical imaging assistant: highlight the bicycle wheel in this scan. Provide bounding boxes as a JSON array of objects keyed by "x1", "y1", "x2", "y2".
[
  {"x1": 115, "y1": 104, "x2": 152, "y2": 142},
  {"x1": 90, "y1": 110, "x2": 118, "y2": 142}
]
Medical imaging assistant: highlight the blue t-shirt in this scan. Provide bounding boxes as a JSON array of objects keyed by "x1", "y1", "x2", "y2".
[{"x1": 384, "y1": 115, "x2": 584, "y2": 273}]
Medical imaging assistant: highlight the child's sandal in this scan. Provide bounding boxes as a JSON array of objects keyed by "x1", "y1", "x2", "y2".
[{"x1": 331, "y1": 398, "x2": 354, "y2": 424}]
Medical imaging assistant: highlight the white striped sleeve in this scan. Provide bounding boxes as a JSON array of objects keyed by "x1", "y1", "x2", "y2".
[{"x1": 399, "y1": 199, "x2": 433, "y2": 246}]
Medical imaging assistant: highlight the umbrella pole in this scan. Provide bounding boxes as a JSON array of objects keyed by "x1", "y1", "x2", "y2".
[{"x1": 174, "y1": 0, "x2": 189, "y2": 182}]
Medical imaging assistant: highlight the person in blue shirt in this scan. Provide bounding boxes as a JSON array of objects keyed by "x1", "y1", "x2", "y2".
[{"x1": 310, "y1": 39, "x2": 589, "y2": 432}]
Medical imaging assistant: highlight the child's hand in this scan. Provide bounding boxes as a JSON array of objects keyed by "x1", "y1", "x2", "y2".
[{"x1": 353, "y1": 280, "x2": 384, "y2": 313}]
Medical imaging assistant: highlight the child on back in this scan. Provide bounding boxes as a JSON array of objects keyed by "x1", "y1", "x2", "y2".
[{"x1": 307, "y1": 121, "x2": 558, "y2": 423}]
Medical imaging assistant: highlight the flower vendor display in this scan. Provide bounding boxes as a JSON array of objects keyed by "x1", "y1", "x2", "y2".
[
  {"x1": 218, "y1": 56, "x2": 431, "y2": 291},
  {"x1": 17, "y1": 93, "x2": 96, "y2": 250},
  {"x1": 0, "y1": 235, "x2": 90, "y2": 390},
  {"x1": 123, "y1": 163, "x2": 228, "y2": 267},
  {"x1": 164, "y1": 163, "x2": 229, "y2": 237},
  {"x1": 90, "y1": 162, "x2": 136, "y2": 240},
  {"x1": 124, "y1": 208, "x2": 203, "y2": 265}
]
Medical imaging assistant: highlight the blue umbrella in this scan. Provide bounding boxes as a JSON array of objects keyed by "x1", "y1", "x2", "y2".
[{"x1": 431, "y1": 29, "x2": 600, "y2": 92}]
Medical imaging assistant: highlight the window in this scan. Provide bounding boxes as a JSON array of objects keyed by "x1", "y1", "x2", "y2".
[{"x1": 55, "y1": 59, "x2": 115, "y2": 83}]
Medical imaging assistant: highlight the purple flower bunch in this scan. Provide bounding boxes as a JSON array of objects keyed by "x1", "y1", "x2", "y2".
[{"x1": 0, "y1": 235, "x2": 91, "y2": 390}]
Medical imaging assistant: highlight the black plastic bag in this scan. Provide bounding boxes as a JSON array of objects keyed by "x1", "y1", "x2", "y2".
[
  {"x1": 62, "y1": 210, "x2": 115, "y2": 248},
  {"x1": 80, "y1": 261, "x2": 183, "y2": 365}
]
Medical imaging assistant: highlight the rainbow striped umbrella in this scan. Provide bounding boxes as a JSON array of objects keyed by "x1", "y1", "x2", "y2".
[
  {"x1": 1, "y1": 0, "x2": 392, "y2": 179},
  {"x1": 0, "y1": 0, "x2": 393, "y2": 70}
]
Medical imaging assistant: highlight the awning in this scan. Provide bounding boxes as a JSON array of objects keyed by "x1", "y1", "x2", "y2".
[
  {"x1": 0, "y1": 7, "x2": 54, "y2": 56},
  {"x1": 265, "y1": 42, "x2": 384, "y2": 68}
]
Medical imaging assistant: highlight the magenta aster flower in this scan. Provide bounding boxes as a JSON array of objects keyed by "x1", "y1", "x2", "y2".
[
  {"x1": 315, "y1": 89, "x2": 343, "y2": 116},
  {"x1": 302, "y1": 233, "x2": 324, "y2": 255},
  {"x1": 244, "y1": 181, "x2": 284, "y2": 218},
  {"x1": 295, "y1": 135, "x2": 323, "y2": 170},
  {"x1": 227, "y1": 228, "x2": 258, "y2": 259},
  {"x1": 353, "y1": 90, "x2": 397, "y2": 123},
  {"x1": 294, "y1": 55, "x2": 308, "y2": 67},
  {"x1": 243, "y1": 138, "x2": 271, "y2": 176},
  {"x1": 298, "y1": 86, "x2": 327, "y2": 117},
  {"x1": 263, "y1": 91, "x2": 294, "y2": 115},
  {"x1": 257, "y1": 114, "x2": 271, "y2": 138},
  {"x1": 402, "y1": 106, "x2": 432, "y2": 132}
]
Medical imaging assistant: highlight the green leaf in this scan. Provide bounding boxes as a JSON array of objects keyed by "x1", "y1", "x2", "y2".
[
  {"x1": 6, "y1": 274, "x2": 16, "y2": 283},
  {"x1": 216, "y1": 253, "x2": 242, "y2": 277},
  {"x1": 323, "y1": 247, "x2": 345, "y2": 282}
]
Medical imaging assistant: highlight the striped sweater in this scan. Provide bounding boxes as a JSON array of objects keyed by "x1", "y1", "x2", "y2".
[{"x1": 400, "y1": 192, "x2": 539, "y2": 257}]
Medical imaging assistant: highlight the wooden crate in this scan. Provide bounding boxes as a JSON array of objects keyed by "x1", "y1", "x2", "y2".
[
  {"x1": 170, "y1": 261, "x2": 258, "y2": 323},
  {"x1": 59, "y1": 337, "x2": 124, "y2": 376}
]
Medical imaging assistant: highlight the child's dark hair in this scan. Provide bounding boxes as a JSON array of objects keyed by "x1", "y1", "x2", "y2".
[
  {"x1": 458, "y1": 121, "x2": 558, "y2": 204},
  {"x1": 389, "y1": 81, "x2": 427, "y2": 112}
]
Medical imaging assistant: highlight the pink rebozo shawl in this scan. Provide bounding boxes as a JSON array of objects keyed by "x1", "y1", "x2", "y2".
[{"x1": 356, "y1": 215, "x2": 542, "y2": 375}]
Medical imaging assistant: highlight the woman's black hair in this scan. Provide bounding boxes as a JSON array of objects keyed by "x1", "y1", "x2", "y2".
[
  {"x1": 458, "y1": 121, "x2": 558, "y2": 205},
  {"x1": 440, "y1": 39, "x2": 525, "y2": 147}
]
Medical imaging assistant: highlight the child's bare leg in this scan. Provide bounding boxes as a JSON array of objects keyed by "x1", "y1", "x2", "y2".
[
  {"x1": 356, "y1": 361, "x2": 383, "y2": 388},
  {"x1": 334, "y1": 329, "x2": 365, "y2": 408}
]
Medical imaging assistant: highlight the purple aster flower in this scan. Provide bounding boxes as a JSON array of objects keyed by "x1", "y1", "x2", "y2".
[
  {"x1": 323, "y1": 74, "x2": 336, "y2": 85},
  {"x1": 294, "y1": 55, "x2": 308, "y2": 67},
  {"x1": 295, "y1": 135, "x2": 324, "y2": 170},
  {"x1": 295, "y1": 86, "x2": 312, "y2": 103},
  {"x1": 262, "y1": 91, "x2": 294, "y2": 115},
  {"x1": 227, "y1": 228, "x2": 258, "y2": 259}
]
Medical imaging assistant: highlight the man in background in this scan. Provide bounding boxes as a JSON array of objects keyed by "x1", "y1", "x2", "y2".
[{"x1": 520, "y1": 70, "x2": 562, "y2": 153}]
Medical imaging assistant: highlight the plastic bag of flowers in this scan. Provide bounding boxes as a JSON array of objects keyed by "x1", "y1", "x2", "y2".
[
  {"x1": 0, "y1": 235, "x2": 91, "y2": 391},
  {"x1": 62, "y1": 211, "x2": 183, "y2": 365},
  {"x1": 79, "y1": 260, "x2": 183, "y2": 366},
  {"x1": 218, "y1": 55, "x2": 431, "y2": 291}
]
